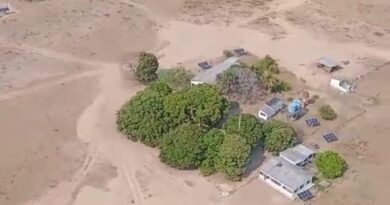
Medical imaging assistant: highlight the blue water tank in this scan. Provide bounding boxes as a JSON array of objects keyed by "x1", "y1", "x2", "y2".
[{"x1": 288, "y1": 99, "x2": 303, "y2": 114}]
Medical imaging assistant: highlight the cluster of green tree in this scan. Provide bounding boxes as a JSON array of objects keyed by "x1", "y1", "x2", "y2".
[
  {"x1": 250, "y1": 55, "x2": 291, "y2": 93},
  {"x1": 118, "y1": 52, "x2": 297, "y2": 181}
]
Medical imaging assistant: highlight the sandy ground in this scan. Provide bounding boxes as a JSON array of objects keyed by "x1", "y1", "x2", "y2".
[{"x1": 0, "y1": 0, "x2": 389, "y2": 205}]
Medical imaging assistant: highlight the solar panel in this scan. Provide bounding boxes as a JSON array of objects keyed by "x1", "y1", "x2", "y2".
[
  {"x1": 198, "y1": 61, "x2": 211, "y2": 70},
  {"x1": 233, "y1": 48, "x2": 246, "y2": 56},
  {"x1": 306, "y1": 118, "x2": 320, "y2": 127},
  {"x1": 298, "y1": 190, "x2": 313, "y2": 201},
  {"x1": 323, "y1": 132, "x2": 338, "y2": 143}
]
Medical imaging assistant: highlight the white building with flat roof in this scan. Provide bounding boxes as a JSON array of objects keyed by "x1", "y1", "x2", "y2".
[{"x1": 259, "y1": 157, "x2": 314, "y2": 199}]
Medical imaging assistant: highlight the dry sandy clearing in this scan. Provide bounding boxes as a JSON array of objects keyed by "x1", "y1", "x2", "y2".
[{"x1": 0, "y1": 0, "x2": 389, "y2": 205}]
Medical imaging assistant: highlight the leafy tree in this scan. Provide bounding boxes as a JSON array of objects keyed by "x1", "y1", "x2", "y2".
[
  {"x1": 315, "y1": 151, "x2": 347, "y2": 179},
  {"x1": 135, "y1": 52, "x2": 159, "y2": 84},
  {"x1": 160, "y1": 123, "x2": 205, "y2": 169},
  {"x1": 223, "y1": 50, "x2": 234, "y2": 58},
  {"x1": 223, "y1": 114, "x2": 263, "y2": 147},
  {"x1": 217, "y1": 134, "x2": 251, "y2": 181},
  {"x1": 217, "y1": 65, "x2": 264, "y2": 103},
  {"x1": 263, "y1": 120, "x2": 296, "y2": 154},
  {"x1": 149, "y1": 81, "x2": 173, "y2": 96},
  {"x1": 164, "y1": 84, "x2": 229, "y2": 128},
  {"x1": 251, "y1": 55, "x2": 279, "y2": 75},
  {"x1": 199, "y1": 129, "x2": 225, "y2": 176},
  {"x1": 271, "y1": 79, "x2": 292, "y2": 93},
  {"x1": 318, "y1": 105, "x2": 337, "y2": 121},
  {"x1": 116, "y1": 83, "x2": 172, "y2": 147},
  {"x1": 158, "y1": 67, "x2": 193, "y2": 90}
]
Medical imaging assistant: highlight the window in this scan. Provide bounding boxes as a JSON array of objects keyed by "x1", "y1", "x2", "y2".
[
  {"x1": 260, "y1": 112, "x2": 266, "y2": 117},
  {"x1": 299, "y1": 184, "x2": 304, "y2": 189},
  {"x1": 259, "y1": 171, "x2": 264, "y2": 176},
  {"x1": 282, "y1": 186, "x2": 293, "y2": 193},
  {"x1": 271, "y1": 178, "x2": 281, "y2": 186}
]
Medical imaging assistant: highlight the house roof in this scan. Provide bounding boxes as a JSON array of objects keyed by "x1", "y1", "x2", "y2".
[
  {"x1": 317, "y1": 57, "x2": 338, "y2": 68},
  {"x1": 259, "y1": 97, "x2": 283, "y2": 115},
  {"x1": 279, "y1": 144, "x2": 315, "y2": 164},
  {"x1": 260, "y1": 157, "x2": 314, "y2": 191},
  {"x1": 191, "y1": 57, "x2": 240, "y2": 84}
]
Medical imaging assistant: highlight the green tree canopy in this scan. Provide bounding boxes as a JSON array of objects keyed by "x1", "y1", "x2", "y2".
[
  {"x1": 315, "y1": 151, "x2": 347, "y2": 179},
  {"x1": 160, "y1": 123, "x2": 205, "y2": 169},
  {"x1": 223, "y1": 114, "x2": 263, "y2": 147},
  {"x1": 158, "y1": 67, "x2": 193, "y2": 90},
  {"x1": 164, "y1": 84, "x2": 229, "y2": 128},
  {"x1": 251, "y1": 55, "x2": 279, "y2": 75},
  {"x1": 216, "y1": 65, "x2": 264, "y2": 103},
  {"x1": 217, "y1": 134, "x2": 251, "y2": 181},
  {"x1": 135, "y1": 52, "x2": 159, "y2": 84},
  {"x1": 199, "y1": 129, "x2": 225, "y2": 176},
  {"x1": 263, "y1": 120, "x2": 296, "y2": 154},
  {"x1": 116, "y1": 83, "x2": 172, "y2": 147}
]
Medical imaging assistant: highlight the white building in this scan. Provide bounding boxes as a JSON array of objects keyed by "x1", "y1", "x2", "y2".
[
  {"x1": 329, "y1": 78, "x2": 354, "y2": 94},
  {"x1": 191, "y1": 57, "x2": 240, "y2": 85},
  {"x1": 279, "y1": 144, "x2": 316, "y2": 167},
  {"x1": 258, "y1": 97, "x2": 284, "y2": 121},
  {"x1": 259, "y1": 157, "x2": 314, "y2": 199}
]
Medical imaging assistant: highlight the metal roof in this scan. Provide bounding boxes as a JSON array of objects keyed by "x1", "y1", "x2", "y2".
[
  {"x1": 317, "y1": 57, "x2": 338, "y2": 68},
  {"x1": 279, "y1": 144, "x2": 315, "y2": 164},
  {"x1": 260, "y1": 157, "x2": 314, "y2": 191},
  {"x1": 260, "y1": 97, "x2": 283, "y2": 115},
  {"x1": 191, "y1": 57, "x2": 240, "y2": 84}
]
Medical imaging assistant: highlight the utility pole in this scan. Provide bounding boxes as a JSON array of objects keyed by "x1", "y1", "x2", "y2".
[{"x1": 238, "y1": 108, "x2": 242, "y2": 131}]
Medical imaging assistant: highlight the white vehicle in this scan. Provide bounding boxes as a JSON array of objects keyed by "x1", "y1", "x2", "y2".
[
  {"x1": 329, "y1": 78, "x2": 354, "y2": 94},
  {"x1": 258, "y1": 97, "x2": 284, "y2": 121}
]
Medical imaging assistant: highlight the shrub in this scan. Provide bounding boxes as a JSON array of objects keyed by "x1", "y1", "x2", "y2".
[
  {"x1": 199, "y1": 129, "x2": 225, "y2": 176},
  {"x1": 164, "y1": 84, "x2": 229, "y2": 128},
  {"x1": 223, "y1": 50, "x2": 234, "y2": 58},
  {"x1": 274, "y1": 79, "x2": 292, "y2": 93},
  {"x1": 315, "y1": 151, "x2": 347, "y2": 179},
  {"x1": 319, "y1": 105, "x2": 337, "y2": 120},
  {"x1": 160, "y1": 123, "x2": 205, "y2": 169},
  {"x1": 223, "y1": 114, "x2": 263, "y2": 147},
  {"x1": 217, "y1": 134, "x2": 251, "y2": 181},
  {"x1": 135, "y1": 52, "x2": 159, "y2": 84},
  {"x1": 158, "y1": 67, "x2": 193, "y2": 90},
  {"x1": 251, "y1": 55, "x2": 279, "y2": 75},
  {"x1": 116, "y1": 83, "x2": 173, "y2": 147},
  {"x1": 263, "y1": 120, "x2": 296, "y2": 154},
  {"x1": 216, "y1": 65, "x2": 264, "y2": 102}
]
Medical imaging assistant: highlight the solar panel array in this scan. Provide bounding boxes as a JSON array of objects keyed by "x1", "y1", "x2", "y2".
[
  {"x1": 234, "y1": 48, "x2": 246, "y2": 56},
  {"x1": 306, "y1": 118, "x2": 320, "y2": 127},
  {"x1": 198, "y1": 61, "x2": 212, "y2": 70},
  {"x1": 323, "y1": 132, "x2": 338, "y2": 143},
  {"x1": 298, "y1": 190, "x2": 314, "y2": 201}
]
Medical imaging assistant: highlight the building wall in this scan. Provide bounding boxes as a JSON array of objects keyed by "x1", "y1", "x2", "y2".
[{"x1": 258, "y1": 172, "x2": 314, "y2": 200}]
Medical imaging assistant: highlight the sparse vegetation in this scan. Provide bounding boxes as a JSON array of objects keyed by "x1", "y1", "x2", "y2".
[
  {"x1": 315, "y1": 151, "x2": 347, "y2": 179},
  {"x1": 319, "y1": 105, "x2": 337, "y2": 120},
  {"x1": 250, "y1": 55, "x2": 292, "y2": 93},
  {"x1": 134, "y1": 52, "x2": 159, "y2": 84},
  {"x1": 217, "y1": 64, "x2": 264, "y2": 102},
  {"x1": 158, "y1": 67, "x2": 193, "y2": 90}
]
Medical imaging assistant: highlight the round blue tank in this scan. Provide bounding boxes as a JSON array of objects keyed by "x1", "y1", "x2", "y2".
[{"x1": 288, "y1": 99, "x2": 303, "y2": 114}]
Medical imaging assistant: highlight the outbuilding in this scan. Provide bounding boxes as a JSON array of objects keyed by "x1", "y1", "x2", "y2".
[
  {"x1": 279, "y1": 144, "x2": 316, "y2": 167},
  {"x1": 317, "y1": 57, "x2": 340, "y2": 72},
  {"x1": 258, "y1": 97, "x2": 284, "y2": 121},
  {"x1": 259, "y1": 157, "x2": 314, "y2": 199}
]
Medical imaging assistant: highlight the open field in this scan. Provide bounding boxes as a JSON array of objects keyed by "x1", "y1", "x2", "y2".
[{"x1": 0, "y1": 0, "x2": 389, "y2": 205}]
